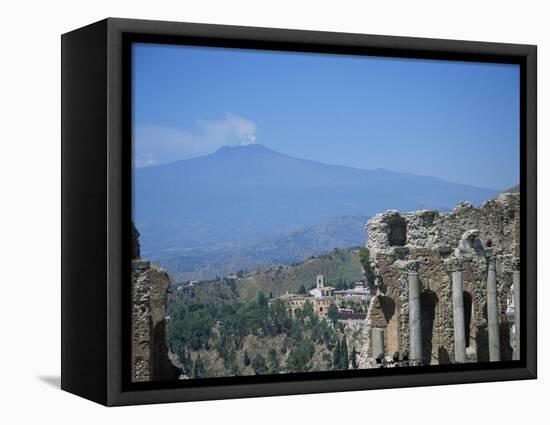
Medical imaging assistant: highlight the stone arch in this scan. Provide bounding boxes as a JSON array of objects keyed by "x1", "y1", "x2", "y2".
[
  {"x1": 499, "y1": 321, "x2": 514, "y2": 361},
  {"x1": 151, "y1": 321, "x2": 180, "y2": 380},
  {"x1": 368, "y1": 295, "x2": 399, "y2": 356},
  {"x1": 388, "y1": 216, "x2": 407, "y2": 246},
  {"x1": 475, "y1": 301, "x2": 489, "y2": 362},
  {"x1": 495, "y1": 271, "x2": 514, "y2": 360},
  {"x1": 378, "y1": 296, "x2": 396, "y2": 323},
  {"x1": 438, "y1": 346, "x2": 451, "y2": 364},
  {"x1": 380, "y1": 296, "x2": 400, "y2": 355},
  {"x1": 420, "y1": 290, "x2": 438, "y2": 365},
  {"x1": 463, "y1": 291, "x2": 473, "y2": 348}
]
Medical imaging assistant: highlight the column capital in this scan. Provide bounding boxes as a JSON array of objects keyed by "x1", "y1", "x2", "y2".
[
  {"x1": 446, "y1": 256, "x2": 464, "y2": 272},
  {"x1": 512, "y1": 257, "x2": 520, "y2": 272},
  {"x1": 406, "y1": 260, "x2": 420, "y2": 274},
  {"x1": 487, "y1": 255, "x2": 497, "y2": 270}
]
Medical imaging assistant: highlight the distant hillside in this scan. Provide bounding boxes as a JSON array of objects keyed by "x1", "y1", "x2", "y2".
[
  {"x1": 135, "y1": 144, "x2": 500, "y2": 258},
  {"x1": 155, "y1": 215, "x2": 369, "y2": 282},
  {"x1": 503, "y1": 184, "x2": 519, "y2": 194},
  {"x1": 170, "y1": 247, "x2": 365, "y2": 305}
]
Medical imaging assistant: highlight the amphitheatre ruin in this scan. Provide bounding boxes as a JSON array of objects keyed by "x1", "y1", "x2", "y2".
[
  {"x1": 131, "y1": 191, "x2": 521, "y2": 381},
  {"x1": 361, "y1": 192, "x2": 520, "y2": 367}
]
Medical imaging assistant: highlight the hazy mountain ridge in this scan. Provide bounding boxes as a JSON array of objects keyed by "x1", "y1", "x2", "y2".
[
  {"x1": 153, "y1": 215, "x2": 369, "y2": 281},
  {"x1": 169, "y1": 246, "x2": 365, "y2": 305},
  {"x1": 135, "y1": 144, "x2": 500, "y2": 279}
]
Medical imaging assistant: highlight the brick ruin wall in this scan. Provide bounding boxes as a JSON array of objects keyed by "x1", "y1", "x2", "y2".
[
  {"x1": 131, "y1": 223, "x2": 180, "y2": 382},
  {"x1": 361, "y1": 193, "x2": 520, "y2": 366}
]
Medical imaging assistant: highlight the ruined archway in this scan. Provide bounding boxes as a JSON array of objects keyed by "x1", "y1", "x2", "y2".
[
  {"x1": 420, "y1": 290, "x2": 438, "y2": 365},
  {"x1": 388, "y1": 216, "x2": 407, "y2": 246},
  {"x1": 463, "y1": 291, "x2": 473, "y2": 348},
  {"x1": 378, "y1": 295, "x2": 396, "y2": 323},
  {"x1": 378, "y1": 296, "x2": 399, "y2": 354},
  {"x1": 368, "y1": 295, "x2": 399, "y2": 357},
  {"x1": 498, "y1": 280, "x2": 514, "y2": 361},
  {"x1": 475, "y1": 302, "x2": 489, "y2": 362}
]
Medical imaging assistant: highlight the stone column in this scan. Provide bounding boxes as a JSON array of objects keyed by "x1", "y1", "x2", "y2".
[
  {"x1": 513, "y1": 259, "x2": 520, "y2": 360},
  {"x1": 487, "y1": 257, "x2": 500, "y2": 361},
  {"x1": 372, "y1": 328, "x2": 385, "y2": 360},
  {"x1": 408, "y1": 269, "x2": 422, "y2": 364},
  {"x1": 451, "y1": 257, "x2": 466, "y2": 363}
]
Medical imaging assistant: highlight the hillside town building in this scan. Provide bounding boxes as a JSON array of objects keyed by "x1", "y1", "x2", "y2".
[
  {"x1": 269, "y1": 289, "x2": 334, "y2": 318},
  {"x1": 334, "y1": 282, "x2": 371, "y2": 302},
  {"x1": 309, "y1": 274, "x2": 336, "y2": 298},
  {"x1": 270, "y1": 274, "x2": 372, "y2": 320}
]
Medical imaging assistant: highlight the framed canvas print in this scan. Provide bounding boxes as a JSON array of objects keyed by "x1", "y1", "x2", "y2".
[{"x1": 61, "y1": 18, "x2": 537, "y2": 406}]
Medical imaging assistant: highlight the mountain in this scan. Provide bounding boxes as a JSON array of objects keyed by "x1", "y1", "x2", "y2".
[
  {"x1": 153, "y1": 215, "x2": 369, "y2": 282},
  {"x1": 135, "y1": 144, "x2": 499, "y2": 265},
  {"x1": 169, "y1": 247, "x2": 365, "y2": 305}
]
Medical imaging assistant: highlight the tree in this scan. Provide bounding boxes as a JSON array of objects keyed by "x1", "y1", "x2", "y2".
[
  {"x1": 332, "y1": 338, "x2": 349, "y2": 370},
  {"x1": 251, "y1": 353, "x2": 268, "y2": 375},
  {"x1": 178, "y1": 343, "x2": 186, "y2": 364},
  {"x1": 327, "y1": 304, "x2": 339, "y2": 325},
  {"x1": 243, "y1": 350, "x2": 251, "y2": 367},
  {"x1": 257, "y1": 291, "x2": 267, "y2": 307},
  {"x1": 302, "y1": 300, "x2": 315, "y2": 323},
  {"x1": 297, "y1": 284, "x2": 307, "y2": 294},
  {"x1": 318, "y1": 318, "x2": 334, "y2": 348},
  {"x1": 268, "y1": 300, "x2": 291, "y2": 335},
  {"x1": 333, "y1": 340, "x2": 341, "y2": 370},
  {"x1": 351, "y1": 345, "x2": 358, "y2": 369},
  {"x1": 192, "y1": 355, "x2": 205, "y2": 378},
  {"x1": 341, "y1": 337, "x2": 349, "y2": 370},
  {"x1": 268, "y1": 348, "x2": 280, "y2": 374},
  {"x1": 322, "y1": 352, "x2": 333, "y2": 370},
  {"x1": 359, "y1": 247, "x2": 371, "y2": 270},
  {"x1": 294, "y1": 307, "x2": 304, "y2": 322},
  {"x1": 175, "y1": 343, "x2": 192, "y2": 374},
  {"x1": 287, "y1": 340, "x2": 315, "y2": 373}
]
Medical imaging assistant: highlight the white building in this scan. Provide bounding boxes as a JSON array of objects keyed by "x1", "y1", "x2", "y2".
[
  {"x1": 309, "y1": 274, "x2": 335, "y2": 298},
  {"x1": 334, "y1": 282, "x2": 371, "y2": 302}
]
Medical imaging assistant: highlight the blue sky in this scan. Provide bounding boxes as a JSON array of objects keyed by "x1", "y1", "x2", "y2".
[{"x1": 133, "y1": 43, "x2": 520, "y2": 190}]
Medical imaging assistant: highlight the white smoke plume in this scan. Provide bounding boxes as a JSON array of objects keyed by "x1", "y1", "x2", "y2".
[{"x1": 134, "y1": 113, "x2": 258, "y2": 167}]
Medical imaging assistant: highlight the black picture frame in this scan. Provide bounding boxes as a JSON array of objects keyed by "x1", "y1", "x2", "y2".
[{"x1": 61, "y1": 17, "x2": 537, "y2": 406}]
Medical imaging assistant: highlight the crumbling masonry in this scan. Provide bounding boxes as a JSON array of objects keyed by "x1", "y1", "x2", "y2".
[
  {"x1": 362, "y1": 193, "x2": 520, "y2": 366},
  {"x1": 131, "y1": 224, "x2": 180, "y2": 382}
]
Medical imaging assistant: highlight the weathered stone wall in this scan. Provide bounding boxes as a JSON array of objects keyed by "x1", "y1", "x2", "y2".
[
  {"x1": 364, "y1": 193, "x2": 519, "y2": 365},
  {"x1": 131, "y1": 223, "x2": 180, "y2": 382},
  {"x1": 132, "y1": 260, "x2": 152, "y2": 381},
  {"x1": 402, "y1": 193, "x2": 519, "y2": 256},
  {"x1": 132, "y1": 260, "x2": 181, "y2": 382}
]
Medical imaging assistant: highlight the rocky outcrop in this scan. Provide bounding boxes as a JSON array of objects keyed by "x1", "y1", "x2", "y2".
[
  {"x1": 131, "y1": 221, "x2": 141, "y2": 260},
  {"x1": 363, "y1": 193, "x2": 519, "y2": 365},
  {"x1": 131, "y1": 224, "x2": 180, "y2": 382}
]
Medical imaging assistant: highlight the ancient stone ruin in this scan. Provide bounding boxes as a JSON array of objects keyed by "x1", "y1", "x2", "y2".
[
  {"x1": 131, "y1": 223, "x2": 180, "y2": 382},
  {"x1": 362, "y1": 192, "x2": 520, "y2": 367}
]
